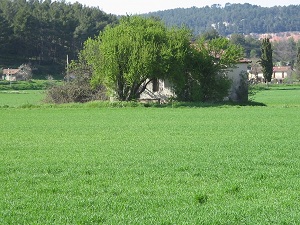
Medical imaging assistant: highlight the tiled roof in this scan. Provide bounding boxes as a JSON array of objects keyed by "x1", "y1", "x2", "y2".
[
  {"x1": 3, "y1": 69, "x2": 20, "y2": 75},
  {"x1": 273, "y1": 66, "x2": 291, "y2": 72}
]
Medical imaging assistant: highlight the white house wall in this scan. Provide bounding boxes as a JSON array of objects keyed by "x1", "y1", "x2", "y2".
[
  {"x1": 140, "y1": 79, "x2": 175, "y2": 103},
  {"x1": 226, "y1": 63, "x2": 249, "y2": 102}
]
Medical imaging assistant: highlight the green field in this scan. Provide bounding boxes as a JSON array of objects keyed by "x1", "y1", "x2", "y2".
[
  {"x1": 0, "y1": 90, "x2": 45, "y2": 107},
  {"x1": 1, "y1": 86, "x2": 300, "y2": 224}
]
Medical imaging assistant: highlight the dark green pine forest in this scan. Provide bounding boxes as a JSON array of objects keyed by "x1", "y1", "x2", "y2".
[
  {"x1": 145, "y1": 3, "x2": 300, "y2": 36},
  {"x1": 0, "y1": 0, "x2": 117, "y2": 78},
  {"x1": 0, "y1": 1, "x2": 299, "y2": 78}
]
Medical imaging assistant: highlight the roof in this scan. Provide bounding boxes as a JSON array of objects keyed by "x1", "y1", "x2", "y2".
[
  {"x1": 3, "y1": 69, "x2": 20, "y2": 75},
  {"x1": 273, "y1": 66, "x2": 292, "y2": 72},
  {"x1": 238, "y1": 59, "x2": 252, "y2": 63}
]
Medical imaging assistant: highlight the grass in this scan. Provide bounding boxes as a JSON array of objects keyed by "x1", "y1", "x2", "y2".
[
  {"x1": 0, "y1": 85, "x2": 300, "y2": 224},
  {"x1": 250, "y1": 84, "x2": 300, "y2": 107},
  {"x1": 0, "y1": 90, "x2": 45, "y2": 107}
]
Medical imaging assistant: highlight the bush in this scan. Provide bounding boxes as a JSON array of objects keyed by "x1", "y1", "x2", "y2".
[{"x1": 44, "y1": 81, "x2": 108, "y2": 104}]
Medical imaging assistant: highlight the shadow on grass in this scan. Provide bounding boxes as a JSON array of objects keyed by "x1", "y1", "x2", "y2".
[
  {"x1": 1, "y1": 100, "x2": 266, "y2": 109},
  {"x1": 147, "y1": 100, "x2": 266, "y2": 108}
]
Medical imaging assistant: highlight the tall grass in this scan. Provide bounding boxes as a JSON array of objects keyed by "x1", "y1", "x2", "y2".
[{"x1": 0, "y1": 85, "x2": 300, "y2": 224}]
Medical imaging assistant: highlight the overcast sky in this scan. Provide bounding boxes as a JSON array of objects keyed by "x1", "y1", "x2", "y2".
[{"x1": 67, "y1": 0, "x2": 300, "y2": 15}]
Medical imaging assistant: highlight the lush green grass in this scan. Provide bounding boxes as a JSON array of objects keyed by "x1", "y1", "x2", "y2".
[
  {"x1": 0, "y1": 90, "x2": 45, "y2": 107},
  {"x1": 251, "y1": 84, "x2": 300, "y2": 107},
  {"x1": 1, "y1": 85, "x2": 300, "y2": 224}
]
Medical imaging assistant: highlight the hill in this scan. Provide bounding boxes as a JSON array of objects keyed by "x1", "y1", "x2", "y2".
[{"x1": 145, "y1": 3, "x2": 300, "y2": 36}]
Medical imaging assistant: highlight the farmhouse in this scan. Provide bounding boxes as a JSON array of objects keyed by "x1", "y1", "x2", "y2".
[
  {"x1": 272, "y1": 66, "x2": 293, "y2": 83},
  {"x1": 2, "y1": 68, "x2": 21, "y2": 81},
  {"x1": 140, "y1": 59, "x2": 251, "y2": 103},
  {"x1": 248, "y1": 66, "x2": 293, "y2": 83}
]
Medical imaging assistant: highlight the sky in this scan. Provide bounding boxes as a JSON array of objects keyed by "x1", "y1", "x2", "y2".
[{"x1": 67, "y1": 0, "x2": 300, "y2": 15}]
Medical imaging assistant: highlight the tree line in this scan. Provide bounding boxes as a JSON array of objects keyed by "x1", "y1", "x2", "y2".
[
  {"x1": 145, "y1": 3, "x2": 300, "y2": 36},
  {"x1": 0, "y1": 0, "x2": 117, "y2": 77}
]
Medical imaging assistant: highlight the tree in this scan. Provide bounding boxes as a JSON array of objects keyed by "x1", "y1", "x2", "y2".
[
  {"x1": 174, "y1": 37, "x2": 244, "y2": 102},
  {"x1": 296, "y1": 47, "x2": 300, "y2": 80},
  {"x1": 17, "y1": 64, "x2": 32, "y2": 80},
  {"x1": 0, "y1": 0, "x2": 117, "y2": 77},
  {"x1": 0, "y1": 12, "x2": 13, "y2": 53},
  {"x1": 230, "y1": 34, "x2": 245, "y2": 47},
  {"x1": 259, "y1": 38, "x2": 273, "y2": 82},
  {"x1": 82, "y1": 16, "x2": 191, "y2": 101},
  {"x1": 200, "y1": 28, "x2": 220, "y2": 40},
  {"x1": 273, "y1": 38, "x2": 297, "y2": 66},
  {"x1": 45, "y1": 53, "x2": 107, "y2": 104}
]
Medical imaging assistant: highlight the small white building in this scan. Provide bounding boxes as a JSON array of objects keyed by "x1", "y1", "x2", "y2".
[
  {"x1": 248, "y1": 66, "x2": 293, "y2": 83},
  {"x1": 272, "y1": 66, "x2": 293, "y2": 83},
  {"x1": 226, "y1": 59, "x2": 251, "y2": 102},
  {"x1": 140, "y1": 59, "x2": 251, "y2": 103},
  {"x1": 2, "y1": 68, "x2": 21, "y2": 81}
]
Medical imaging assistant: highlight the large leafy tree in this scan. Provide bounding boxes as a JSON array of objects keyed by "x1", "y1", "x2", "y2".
[
  {"x1": 259, "y1": 38, "x2": 273, "y2": 82},
  {"x1": 175, "y1": 37, "x2": 244, "y2": 102},
  {"x1": 83, "y1": 16, "x2": 191, "y2": 101}
]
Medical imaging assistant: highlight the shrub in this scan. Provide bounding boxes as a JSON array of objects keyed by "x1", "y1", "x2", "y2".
[{"x1": 44, "y1": 81, "x2": 107, "y2": 104}]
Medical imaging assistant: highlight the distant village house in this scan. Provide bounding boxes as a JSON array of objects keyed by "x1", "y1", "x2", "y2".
[
  {"x1": 2, "y1": 68, "x2": 21, "y2": 81},
  {"x1": 2, "y1": 64, "x2": 32, "y2": 81},
  {"x1": 248, "y1": 66, "x2": 293, "y2": 83}
]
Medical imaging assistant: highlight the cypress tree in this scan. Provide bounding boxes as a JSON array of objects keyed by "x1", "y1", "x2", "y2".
[
  {"x1": 260, "y1": 38, "x2": 273, "y2": 82},
  {"x1": 296, "y1": 47, "x2": 300, "y2": 79}
]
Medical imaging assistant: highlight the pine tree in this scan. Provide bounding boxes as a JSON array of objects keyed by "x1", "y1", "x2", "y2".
[{"x1": 259, "y1": 38, "x2": 273, "y2": 82}]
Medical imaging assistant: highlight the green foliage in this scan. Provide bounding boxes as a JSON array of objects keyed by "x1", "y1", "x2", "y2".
[
  {"x1": 83, "y1": 18, "x2": 242, "y2": 103},
  {"x1": 230, "y1": 34, "x2": 261, "y2": 58},
  {"x1": 259, "y1": 38, "x2": 273, "y2": 82},
  {"x1": 174, "y1": 37, "x2": 243, "y2": 102},
  {"x1": 0, "y1": 80, "x2": 58, "y2": 90},
  {"x1": 200, "y1": 28, "x2": 220, "y2": 40},
  {"x1": 273, "y1": 38, "x2": 297, "y2": 66},
  {"x1": 0, "y1": 0, "x2": 117, "y2": 77},
  {"x1": 83, "y1": 16, "x2": 191, "y2": 101}
]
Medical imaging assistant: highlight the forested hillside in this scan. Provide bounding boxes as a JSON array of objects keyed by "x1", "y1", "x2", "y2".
[
  {"x1": 0, "y1": 0, "x2": 117, "y2": 78},
  {"x1": 145, "y1": 3, "x2": 300, "y2": 36}
]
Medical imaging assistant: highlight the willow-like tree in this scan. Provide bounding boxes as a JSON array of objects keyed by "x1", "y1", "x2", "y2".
[
  {"x1": 82, "y1": 16, "x2": 191, "y2": 101},
  {"x1": 259, "y1": 38, "x2": 273, "y2": 82}
]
